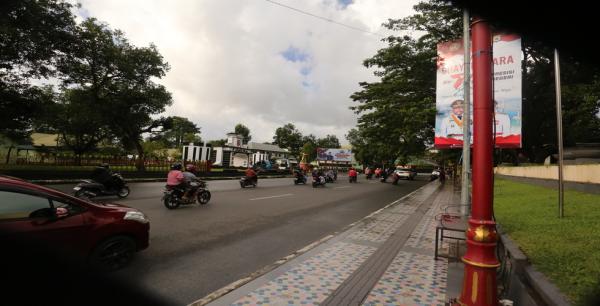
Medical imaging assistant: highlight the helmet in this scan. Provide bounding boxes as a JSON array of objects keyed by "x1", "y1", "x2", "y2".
[
  {"x1": 185, "y1": 164, "x2": 196, "y2": 172},
  {"x1": 171, "y1": 163, "x2": 182, "y2": 170}
]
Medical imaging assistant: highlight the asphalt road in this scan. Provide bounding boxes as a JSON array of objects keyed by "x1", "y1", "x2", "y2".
[{"x1": 50, "y1": 175, "x2": 429, "y2": 305}]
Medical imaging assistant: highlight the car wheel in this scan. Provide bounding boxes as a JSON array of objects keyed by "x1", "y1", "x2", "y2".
[
  {"x1": 117, "y1": 186, "x2": 130, "y2": 198},
  {"x1": 198, "y1": 190, "x2": 211, "y2": 205},
  {"x1": 163, "y1": 194, "x2": 180, "y2": 209},
  {"x1": 89, "y1": 236, "x2": 136, "y2": 272}
]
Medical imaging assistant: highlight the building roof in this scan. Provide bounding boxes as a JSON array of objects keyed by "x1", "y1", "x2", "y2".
[{"x1": 245, "y1": 142, "x2": 289, "y2": 153}]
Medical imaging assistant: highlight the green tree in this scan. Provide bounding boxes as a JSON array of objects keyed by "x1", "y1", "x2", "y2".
[
  {"x1": 51, "y1": 89, "x2": 110, "y2": 161},
  {"x1": 317, "y1": 135, "x2": 341, "y2": 149},
  {"x1": 152, "y1": 116, "x2": 201, "y2": 147},
  {"x1": 301, "y1": 134, "x2": 317, "y2": 162},
  {"x1": 209, "y1": 139, "x2": 227, "y2": 147},
  {"x1": 273, "y1": 123, "x2": 303, "y2": 158},
  {"x1": 350, "y1": 1, "x2": 462, "y2": 164},
  {"x1": 234, "y1": 123, "x2": 252, "y2": 144},
  {"x1": 0, "y1": 0, "x2": 77, "y2": 144},
  {"x1": 58, "y1": 19, "x2": 172, "y2": 170}
]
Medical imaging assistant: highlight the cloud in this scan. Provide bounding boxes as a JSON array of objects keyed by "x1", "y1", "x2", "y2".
[{"x1": 76, "y1": 0, "x2": 419, "y2": 144}]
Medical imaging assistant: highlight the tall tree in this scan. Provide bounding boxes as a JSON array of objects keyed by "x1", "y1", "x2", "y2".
[
  {"x1": 0, "y1": 0, "x2": 76, "y2": 144},
  {"x1": 234, "y1": 123, "x2": 252, "y2": 144},
  {"x1": 350, "y1": 1, "x2": 462, "y2": 164},
  {"x1": 151, "y1": 116, "x2": 201, "y2": 147},
  {"x1": 273, "y1": 123, "x2": 303, "y2": 158},
  {"x1": 317, "y1": 135, "x2": 341, "y2": 149},
  {"x1": 301, "y1": 134, "x2": 317, "y2": 162},
  {"x1": 58, "y1": 19, "x2": 172, "y2": 170}
]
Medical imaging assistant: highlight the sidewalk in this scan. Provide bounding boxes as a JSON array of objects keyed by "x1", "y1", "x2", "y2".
[{"x1": 195, "y1": 180, "x2": 464, "y2": 306}]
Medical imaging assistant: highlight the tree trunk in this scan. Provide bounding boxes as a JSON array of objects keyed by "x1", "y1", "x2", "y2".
[
  {"x1": 5, "y1": 145, "x2": 14, "y2": 164},
  {"x1": 135, "y1": 141, "x2": 146, "y2": 172}
]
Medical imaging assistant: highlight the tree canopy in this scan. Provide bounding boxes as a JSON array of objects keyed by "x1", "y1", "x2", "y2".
[{"x1": 234, "y1": 123, "x2": 252, "y2": 144}]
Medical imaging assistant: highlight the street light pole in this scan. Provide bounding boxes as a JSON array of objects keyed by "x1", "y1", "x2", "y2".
[
  {"x1": 457, "y1": 17, "x2": 499, "y2": 306},
  {"x1": 554, "y1": 49, "x2": 565, "y2": 218}
]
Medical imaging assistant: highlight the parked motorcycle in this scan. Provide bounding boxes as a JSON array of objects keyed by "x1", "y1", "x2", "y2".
[
  {"x1": 73, "y1": 173, "x2": 130, "y2": 199},
  {"x1": 240, "y1": 176, "x2": 257, "y2": 188},
  {"x1": 163, "y1": 180, "x2": 211, "y2": 209},
  {"x1": 312, "y1": 175, "x2": 326, "y2": 188}
]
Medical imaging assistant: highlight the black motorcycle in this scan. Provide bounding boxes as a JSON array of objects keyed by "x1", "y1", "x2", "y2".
[
  {"x1": 325, "y1": 173, "x2": 336, "y2": 183},
  {"x1": 312, "y1": 175, "x2": 326, "y2": 188},
  {"x1": 240, "y1": 176, "x2": 257, "y2": 188},
  {"x1": 294, "y1": 174, "x2": 307, "y2": 185},
  {"x1": 73, "y1": 173, "x2": 130, "y2": 199},
  {"x1": 163, "y1": 180, "x2": 211, "y2": 209},
  {"x1": 349, "y1": 175, "x2": 357, "y2": 183}
]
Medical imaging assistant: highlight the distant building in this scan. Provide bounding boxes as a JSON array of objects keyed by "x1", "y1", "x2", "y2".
[{"x1": 210, "y1": 133, "x2": 296, "y2": 169}]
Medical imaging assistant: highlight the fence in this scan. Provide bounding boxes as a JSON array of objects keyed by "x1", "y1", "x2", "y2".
[{"x1": 2, "y1": 154, "x2": 211, "y2": 173}]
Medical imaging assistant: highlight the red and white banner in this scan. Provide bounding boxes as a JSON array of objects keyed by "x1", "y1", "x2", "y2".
[{"x1": 435, "y1": 34, "x2": 522, "y2": 148}]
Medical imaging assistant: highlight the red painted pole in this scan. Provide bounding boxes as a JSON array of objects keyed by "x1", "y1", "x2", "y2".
[{"x1": 457, "y1": 17, "x2": 499, "y2": 306}]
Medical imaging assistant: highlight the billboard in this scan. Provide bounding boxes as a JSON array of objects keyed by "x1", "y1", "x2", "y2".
[
  {"x1": 435, "y1": 34, "x2": 522, "y2": 148},
  {"x1": 316, "y1": 148, "x2": 352, "y2": 162}
]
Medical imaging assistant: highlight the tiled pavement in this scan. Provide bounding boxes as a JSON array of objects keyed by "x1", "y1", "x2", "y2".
[{"x1": 202, "y1": 181, "x2": 461, "y2": 306}]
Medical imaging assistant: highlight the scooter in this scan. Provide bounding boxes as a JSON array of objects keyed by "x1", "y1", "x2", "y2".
[
  {"x1": 349, "y1": 175, "x2": 357, "y2": 183},
  {"x1": 325, "y1": 172, "x2": 336, "y2": 183},
  {"x1": 73, "y1": 173, "x2": 130, "y2": 199},
  {"x1": 240, "y1": 176, "x2": 257, "y2": 188},
  {"x1": 312, "y1": 175, "x2": 326, "y2": 188},
  {"x1": 163, "y1": 180, "x2": 211, "y2": 209}
]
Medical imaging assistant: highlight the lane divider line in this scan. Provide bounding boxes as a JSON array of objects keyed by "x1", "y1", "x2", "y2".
[
  {"x1": 333, "y1": 186, "x2": 351, "y2": 190},
  {"x1": 249, "y1": 194, "x2": 293, "y2": 201}
]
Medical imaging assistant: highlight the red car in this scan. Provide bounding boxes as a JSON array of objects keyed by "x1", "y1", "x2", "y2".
[{"x1": 0, "y1": 176, "x2": 149, "y2": 271}]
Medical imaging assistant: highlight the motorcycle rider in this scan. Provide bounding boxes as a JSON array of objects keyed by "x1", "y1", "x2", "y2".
[
  {"x1": 348, "y1": 167, "x2": 358, "y2": 182},
  {"x1": 182, "y1": 164, "x2": 199, "y2": 200},
  {"x1": 167, "y1": 163, "x2": 188, "y2": 200},
  {"x1": 245, "y1": 166, "x2": 258, "y2": 185},
  {"x1": 294, "y1": 168, "x2": 305, "y2": 182},
  {"x1": 91, "y1": 163, "x2": 114, "y2": 190}
]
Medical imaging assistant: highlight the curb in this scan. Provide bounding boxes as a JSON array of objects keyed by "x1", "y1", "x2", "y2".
[{"x1": 188, "y1": 180, "x2": 441, "y2": 306}]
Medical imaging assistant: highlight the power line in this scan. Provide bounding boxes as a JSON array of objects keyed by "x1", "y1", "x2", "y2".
[{"x1": 264, "y1": 0, "x2": 385, "y2": 37}]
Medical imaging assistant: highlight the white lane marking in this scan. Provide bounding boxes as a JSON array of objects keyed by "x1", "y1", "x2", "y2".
[
  {"x1": 249, "y1": 193, "x2": 294, "y2": 201},
  {"x1": 333, "y1": 186, "x2": 351, "y2": 189}
]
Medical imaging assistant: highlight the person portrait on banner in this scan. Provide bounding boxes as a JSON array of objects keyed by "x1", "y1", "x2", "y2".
[
  {"x1": 439, "y1": 99, "x2": 466, "y2": 139},
  {"x1": 493, "y1": 100, "x2": 511, "y2": 137}
]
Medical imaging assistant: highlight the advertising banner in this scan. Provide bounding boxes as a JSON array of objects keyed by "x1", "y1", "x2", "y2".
[
  {"x1": 316, "y1": 148, "x2": 352, "y2": 162},
  {"x1": 435, "y1": 34, "x2": 522, "y2": 148}
]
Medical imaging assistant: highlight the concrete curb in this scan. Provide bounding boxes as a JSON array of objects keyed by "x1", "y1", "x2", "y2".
[{"x1": 188, "y1": 180, "x2": 441, "y2": 306}]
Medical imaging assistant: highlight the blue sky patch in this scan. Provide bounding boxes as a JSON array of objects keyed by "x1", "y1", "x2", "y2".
[
  {"x1": 281, "y1": 46, "x2": 309, "y2": 63},
  {"x1": 337, "y1": 0, "x2": 353, "y2": 9}
]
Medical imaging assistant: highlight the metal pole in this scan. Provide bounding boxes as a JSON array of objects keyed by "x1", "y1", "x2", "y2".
[
  {"x1": 554, "y1": 49, "x2": 564, "y2": 218},
  {"x1": 461, "y1": 9, "x2": 471, "y2": 216},
  {"x1": 458, "y1": 17, "x2": 499, "y2": 306}
]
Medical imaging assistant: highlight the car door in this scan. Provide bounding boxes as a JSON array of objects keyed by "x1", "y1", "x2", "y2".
[{"x1": 0, "y1": 190, "x2": 89, "y2": 256}]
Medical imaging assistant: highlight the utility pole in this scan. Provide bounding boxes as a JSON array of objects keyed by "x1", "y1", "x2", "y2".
[
  {"x1": 457, "y1": 17, "x2": 499, "y2": 306},
  {"x1": 461, "y1": 9, "x2": 471, "y2": 216},
  {"x1": 554, "y1": 49, "x2": 564, "y2": 218}
]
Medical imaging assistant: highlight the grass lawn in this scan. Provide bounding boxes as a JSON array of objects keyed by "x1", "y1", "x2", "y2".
[{"x1": 494, "y1": 178, "x2": 600, "y2": 305}]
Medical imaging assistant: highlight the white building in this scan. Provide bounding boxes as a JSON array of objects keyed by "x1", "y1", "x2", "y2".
[{"x1": 211, "y1": 133, "x2": 296, "y2": 169}]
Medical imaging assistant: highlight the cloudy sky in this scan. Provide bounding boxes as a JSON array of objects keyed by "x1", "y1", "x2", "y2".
[{"x1": 75, "y1": 0, "x2": 419, "y2": 144}]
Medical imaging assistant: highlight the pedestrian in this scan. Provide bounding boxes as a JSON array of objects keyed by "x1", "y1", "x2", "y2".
[{"x1": 439, "y1": 168, "x2": 446, "y2": 184}]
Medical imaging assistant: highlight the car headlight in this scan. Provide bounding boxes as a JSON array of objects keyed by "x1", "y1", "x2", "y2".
[
  {"x1": 73, "y1": 186, "x2": 81, "y2": 191},
  {"x1": 124, "y1": 211, "x2": 149, "y2": 224}
]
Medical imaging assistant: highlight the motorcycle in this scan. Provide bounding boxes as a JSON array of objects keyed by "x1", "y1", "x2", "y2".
[
  {"x1": 366, "y1": 172, "x2": 373, "y2": 180},
  {"x1": 73, "y1": 173, "x2": 130, "y2": 199},
  {"x1": 391, "y1": 173, "x2": 401, "y2": 185},
  {"x1": 240, "y1": 176, "x2": 257, "y2": 188},
  {"x1": 325, "y1": 172, "x2": 336, "y2": 183},
  {"x1": 349, "y1": 175, "x2": 357, "y2": 183},
  {"x1": 294, "y1": 174, "x2": 307, "y2": 185},
  {"x1": 312, "y1": 175, "x2": 326, "y2": 188},
  {"x1": 163, "y1": 180, "x2": 211, "y2": 209}
]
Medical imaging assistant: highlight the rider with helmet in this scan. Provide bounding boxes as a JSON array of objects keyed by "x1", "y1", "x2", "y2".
[{"x1": 91, "y1": 163, "x2": 113, "y2": 189}]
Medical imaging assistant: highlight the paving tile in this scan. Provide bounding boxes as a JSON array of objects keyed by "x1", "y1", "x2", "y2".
[{"x1": 362, "y1": 251, "x2": 448, "y2": 306}]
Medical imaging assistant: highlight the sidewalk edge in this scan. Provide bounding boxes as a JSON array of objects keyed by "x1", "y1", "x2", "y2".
[{"x1": 188, "y1": 181, "x2": 441, "y2": 306}]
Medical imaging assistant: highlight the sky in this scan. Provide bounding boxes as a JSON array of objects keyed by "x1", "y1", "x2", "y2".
[{"x1": 75, "y1": 0, "x2": 420, "y2": 144}]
